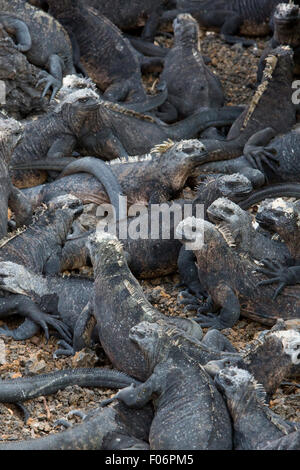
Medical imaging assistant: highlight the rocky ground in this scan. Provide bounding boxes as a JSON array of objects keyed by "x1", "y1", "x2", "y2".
[{"x1": 0, "y1": 29, "x2": 299, "y2": 443}]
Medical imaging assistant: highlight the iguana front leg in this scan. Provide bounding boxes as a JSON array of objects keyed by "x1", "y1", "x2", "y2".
[
  {"x1": 244, "y1": 128, "x2": 279, "y2": 173},
  {"x1": 114, "y1": 373, "x2": 160, "y2": 409},
  {"x1": 195, "y1": 284, "x2": 240, "y2": 329},
  {"x1": 46, "y1": 135, "x2": 77, "y2": 160},
  {"x1": 0, "y1": 16, "x2": 32, "y2": 52},
  {"x1": 36, "y1": 54, "x2": 64, "y2": 101},
  {"x1": 0, "y1": 295, "x2": 71, "y2": 342},
  {"x1": 256, "y1": 258, "x2": 300, "y2": 300}
]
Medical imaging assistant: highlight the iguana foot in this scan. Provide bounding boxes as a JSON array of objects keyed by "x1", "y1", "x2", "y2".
[
  {"x1": 53, "y1": 339, "x2": 74, "y2": 358},
  {"x1": 54, "y1": 418, "x2": 72, "y2": 429},
  {"x1": 256, "y1": 259, "x2": 298, "y2": 300},
  {"x1": 36, "y1": 71, "x2": 61, "y2": 101},
  {"x1": 244, "y1": 147, "x2": 279, "y2": 174},
  {"x1": 177, "y1": 290, "x2": 202, "y2": 313},
  {"x1": 195, "y1": 313, "x2": 228, "y2": 330}
]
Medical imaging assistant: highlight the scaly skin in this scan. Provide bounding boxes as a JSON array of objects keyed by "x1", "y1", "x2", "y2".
[
  {"x1": 10, "y1": 89, "x2": 101, "y2": 188},
  {"x1": 115, "y1": 321, "x2": 233, "y2": 450},
  {"x1": 206, "y1": 197, "x2": 291, "y2": 263},
  {"x1": 0, "y1": 197, "x2": 83, "y2": 342},
  {"x1": 192, "y1": 46, "x2": 296, "y2": 168},
  {"x1": 176, "y1": 217, "x2": 300, "y2": 328},
  {"x1": 87, "y1": 231, "x2": 204, "y2": 381},
  {"x1": 0, "y1": 117, "x2": 32, "y2": 239},
  {"x1": 205, "y1": 324, "x2": 300, "y2": 396},
  {"x1": 162, "y1": 0, "x2": 287, "y2": 44},
  {"x1": 0, "y1": 401, "x2": 152, "y2": 450},
  {"x1": 46, "y1": 0, "x2": 165, "y2": 107},
  {"x1": 0, "y1": 368, "x2": 141, "y2": 403},
  {"x1": 159, "y1": 13, "x2": 224, "y2": 120},
  {"x1": 0, "y1": 35, "x2": 48, "y2": 118},
  {"x1": 258, "y1": 3, "x2": 300, "y2": 80},
  {"x1": 0, "y1": 0, "x2": 74, "y2": 100},
  {"x1": 215, "y1": 367, "x2": 299, "y2": 450}
]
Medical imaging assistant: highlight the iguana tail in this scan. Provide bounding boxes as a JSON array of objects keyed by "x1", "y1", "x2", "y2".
[{"x1": 239, "y1": 183, "x2": 300, "y2": 210}]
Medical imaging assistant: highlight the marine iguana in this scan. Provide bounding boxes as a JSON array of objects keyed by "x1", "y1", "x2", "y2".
[
  {"x1": 176, "y1": 217, "x2": 300, "y2": 328},
  {"x1": 0, "y1": 196, "x2": 84, "y2": 342},
  {"x1": 204, "y1": 323, "x2": 300, "y2": 396},
  {"x1": 161, "y1": 0, "x2": 289, "y2": 46},
  {"x1": 239, "y1": 125, "x2": 300, "y2": 184},
  {"x1": 45, "y1": 0, "x2": 167, "y2": 108},
  {"x1": 0, "y1": 35, "x2": 48, "y2": 118},
  {"x1": 0, "y1": 117, "x2": 32, "y2": 239},
  {"x1": 157, "y1": 13, "x2": 224, "y2": 121},
  {"x1": 177, "y1": 194, "x2": 291, "y2": 306},
  {"x1": 191, "y1": 46, "x2": 296, "y2": 166},
  {"x1": 59, "y1": 173, "x2": 253, "y2": 279},
  {"x1": 215, "y1": 366, "x2": 300, "y2": 450},
  {"x1": 258, "y1": 2, "x2": 300, "y2": 81},
  {"x1": 206, "y1": 197, "x2": 291, "y2": 263},
  {"x1": 253, "y1": 199, "x2": 300, "y2": 299},
  {"x1": 114, "y1": 321, "x2": 233, "y2": 450},
  {"x1": 0, "y1": 0, "x2": 75, "y2": 100},
  {"x1": 87, "y1": 231, "x2": 204, "y2": 381},
  {"x1": 10, "y1": 88, "x2": 101, "y2": 188},
  {"x1": 13, "y1": 140, "x2": 217, "y2": 208},
  {"x1": 0, "y1": 401, "x2": 152, "y2": 450}
]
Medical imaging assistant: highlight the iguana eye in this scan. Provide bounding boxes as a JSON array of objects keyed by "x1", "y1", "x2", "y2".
[{"x1": 79, "y1": 98, "x2": 89, "y2": 103}]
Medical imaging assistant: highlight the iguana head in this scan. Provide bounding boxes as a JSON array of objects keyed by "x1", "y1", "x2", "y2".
[
  {"x1": 152, "y1": 139, "x2": 208, "y2": 193},
  {"x1": 55, "y1": 88, "x2": 100, "y2": 130},
  {"x1": 58, "y1": 75, "x2": 97, "y2": 100},
  {"x1": 273, "y1": 3, "x2": 300, "y2": 46},
  {"x1": 256, "y1": 198, "x2": 300, "y2": 258},
  {"x1": 271, "y1": 329, "x2": 300, "y2": 365},
  {"x1": 176, "y1": 217, "x2": 228, "y2": 252},
  {"x1": 215, "y1": 367, "x2": 267, "y2": 416},
  {"x1": 173, "y1": 13, "x2": 199, "y2": 47},
  {"x1": 207, "y1": 197, "x2": 252, "y2": 248},
  {"x1": 256, "y1": 198, "x2": 300, "y2": 233},
  {"x1": 87, "y1": 231, "x2": 127, "y2": 275},
  {"x1": 210, "y1": 174, "x2": 253, "y2": 199}
]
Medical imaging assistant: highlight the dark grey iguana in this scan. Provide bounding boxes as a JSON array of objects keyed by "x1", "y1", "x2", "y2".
[
  {"x1": 253, "y1": 199, "x2": 300, "y2": 299},
  {"x1": 0, "y1": 117, "x2": 32, "y2": 240},
  {"x1": 215, "y1": 366, "x2": 300, "y2": 450},
  {"x1": 0, "y1": 35, "x2": 49, "y2": 118},
  {"x1": 87, "y1": 231, "x2": 204, "y2": 381},
  {"x1": 10, "y1": 88, "x2": 101, "y2": 188},
  {"x1": 59, "y1": 173, "x2": 254, "y2": 279},
  {"x1": 0, "y1": 0, "x2": 75, "y2": 100},
  {"x1": 258, "y1": 2, "x2": 300, "y2": 81},
  {"x1": 204, "y1": 323, "x2": 300, "y2": 396},
  {"x1": 157, "y1": 13, "x2": 224, "y2": 121},
  {"x1": 45, "y1": 0, "x2": 167, "y2": 108},
  {"x1": 0, "y1": 401, "x2": 152, "y2": 450},
  {"x1": 206, "y1": 197, "x2": 291, "y2": 263},
  {"x1": 191, "y1": 46, "x2": 296, "y2": 168},
  {"x1": 176, "y1": 217, "x2": 300, "y2": 328},
  {"x1": 114, "y1": 321, "x2": 233, "y2": 450},
  {"x1": 14, "y1": 141, "x2": 209, "y2": 206},
  {"x1": 0, "y1": 196, "x2": 84, "y2": 342},
  {"x1": 161, "y1": 0, "x2": 289, "y2": 46}
]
